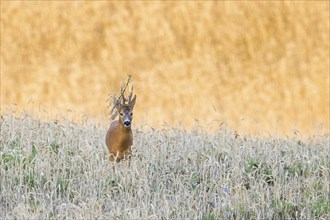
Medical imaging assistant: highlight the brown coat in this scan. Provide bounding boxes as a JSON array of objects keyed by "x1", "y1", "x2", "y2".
[{"x1": 105, "y1": 120, "x2": 133, "y2": 162}]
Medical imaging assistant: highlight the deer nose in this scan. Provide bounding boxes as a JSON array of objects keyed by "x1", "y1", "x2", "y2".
[{"x1": 124, "y1": 121, "x2": 131, "y2": 127}]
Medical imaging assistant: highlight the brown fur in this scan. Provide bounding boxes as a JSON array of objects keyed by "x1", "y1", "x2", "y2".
[
  {"x1": 106, "y1": 93, "x2": 136, "y2": 162},
  {"x1": 105, "y1": 119, "x2": 133, "y2": 162}
]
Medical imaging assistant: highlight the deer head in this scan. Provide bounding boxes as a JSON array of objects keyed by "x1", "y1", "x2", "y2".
[
  {"x1": 109, "y1": 76, "x2": 136, "y2": 127},
  {"x1": 113, "y1": 92, "x2": 136, "y2": 127}
]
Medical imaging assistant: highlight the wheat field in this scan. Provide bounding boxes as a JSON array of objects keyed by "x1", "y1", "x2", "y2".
[
  {"x1": 1, "y1": 2, "x2": 330, "y2": 219},
  {"x1": 0, "y1": 113, "x2": 329, "y2": 219},
  {"x1": 1, "y1": 1, "x2": 329, "y2": 136}
]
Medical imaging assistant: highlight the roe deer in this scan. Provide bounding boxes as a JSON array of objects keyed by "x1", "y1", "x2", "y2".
[{"x1": 106, "y1": 82, "x2": 136, "y2": 162}]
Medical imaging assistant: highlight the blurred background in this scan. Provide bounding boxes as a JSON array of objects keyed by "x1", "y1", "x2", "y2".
[{"x1": 1, "y1": 1, "x2": 329, "y2": 136}]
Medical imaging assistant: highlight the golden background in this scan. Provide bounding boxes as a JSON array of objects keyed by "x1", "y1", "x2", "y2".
[{"x1": 1, "y1": 2, "x2": 329, "y2": 136}]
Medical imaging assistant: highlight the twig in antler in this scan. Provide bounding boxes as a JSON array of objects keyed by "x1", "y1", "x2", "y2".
[{"x1": 108, "y1": 75, "x2": 133, "y2": 120}]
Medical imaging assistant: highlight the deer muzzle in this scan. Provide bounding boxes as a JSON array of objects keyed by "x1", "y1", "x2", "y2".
[{"x1": 124, "y1": 120, "x2": 131, "y2": 127}]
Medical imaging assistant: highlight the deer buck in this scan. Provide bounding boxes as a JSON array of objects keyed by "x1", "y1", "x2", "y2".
[{"x1": 106, "y1": 81, "x2": 136, "y2": 162}]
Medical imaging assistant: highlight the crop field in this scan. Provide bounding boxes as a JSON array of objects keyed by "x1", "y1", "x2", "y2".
[
  {"x1": 1, "y1": 1, "x2": 329, "y2": 135},
  {"x1": 1, "y1": 2, "x2": 329, "y2": 218},
  {"x1": 0, "y1": 113, "x2": 329, "y2": 219}
]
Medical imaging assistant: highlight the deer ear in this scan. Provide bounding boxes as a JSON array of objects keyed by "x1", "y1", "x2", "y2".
[{"x1": 130, "y1": 95, "x2": 136, "y2": 109}]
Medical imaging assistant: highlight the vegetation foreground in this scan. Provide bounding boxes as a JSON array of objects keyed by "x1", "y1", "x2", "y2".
[{"x1": 0, "y1": 113, "x2": 329, "y2": 219}]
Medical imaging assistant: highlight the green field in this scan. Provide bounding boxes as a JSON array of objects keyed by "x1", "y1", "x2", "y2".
[{"x1": 1, "y1": 113, "x2": 329, "y2": 219}]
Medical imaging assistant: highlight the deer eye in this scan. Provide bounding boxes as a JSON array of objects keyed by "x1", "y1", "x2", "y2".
[
  {"x1": 130, "y1": 113, "x2": 133, "y2": 116},
  {"x1": 120, "y1": 113, "x2": 123, "y2": 116}
]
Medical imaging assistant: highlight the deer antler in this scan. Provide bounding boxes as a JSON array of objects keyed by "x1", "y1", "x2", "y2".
[
  {"x1": 128, "y1": 84, "x2": 134, "y2": 103},
  {"x1": 118, "y1": 75, "x2": 132, "y2": 104},
  {"x1": 108, "y1": 75, "x2": 133, "y2": 120}
]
